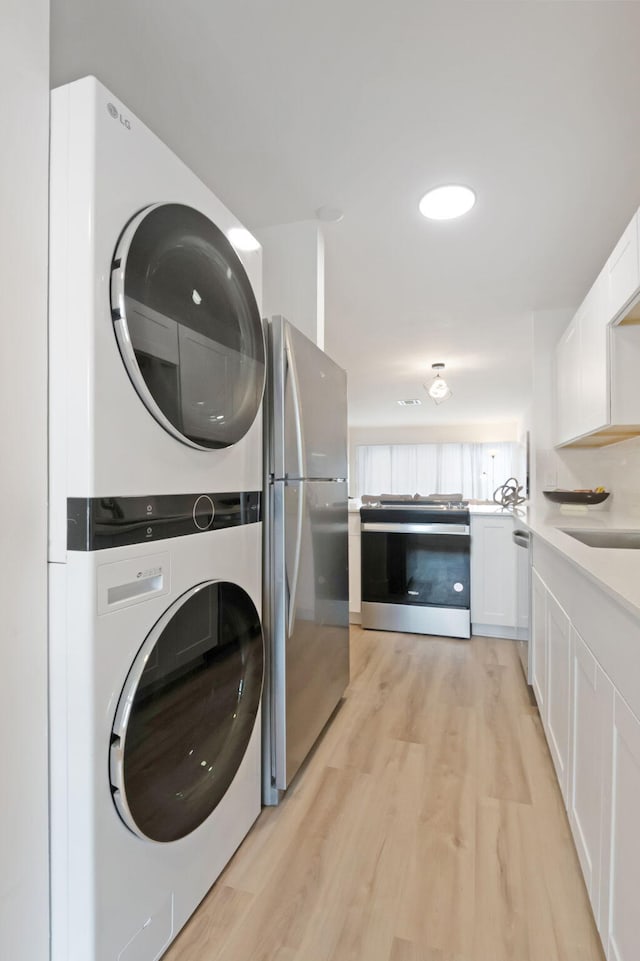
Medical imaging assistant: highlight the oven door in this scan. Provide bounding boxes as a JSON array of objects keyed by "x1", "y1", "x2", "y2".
[{"x1": 360, "y1": 522, "x2": 471, "y2": 638}]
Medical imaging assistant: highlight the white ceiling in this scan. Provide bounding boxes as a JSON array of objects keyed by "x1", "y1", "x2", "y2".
[{"x1": 50, "y1": 0, "x2": 640, "y2": 429}]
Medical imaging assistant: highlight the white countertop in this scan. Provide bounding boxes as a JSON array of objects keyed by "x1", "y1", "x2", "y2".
[{"x1": 522, "y1": 503, "x2": 640, "y2": 620}]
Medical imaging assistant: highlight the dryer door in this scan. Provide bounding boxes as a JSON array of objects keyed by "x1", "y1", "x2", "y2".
[
  {"x1": 111, "y1": 203, "x2": 265, "y2": 450},
  {"x1": 110, "y1": 580, "x2": 263, "y2": 842}
]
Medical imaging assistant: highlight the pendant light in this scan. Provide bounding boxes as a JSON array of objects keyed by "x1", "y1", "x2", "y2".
[{"x1": 425, "y1": 363, "x2": 452, "y2": 405}]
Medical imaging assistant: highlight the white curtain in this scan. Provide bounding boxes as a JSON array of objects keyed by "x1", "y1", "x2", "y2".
[{"x1": 355, "y1": 441, "x2": 524, "y2": 500}]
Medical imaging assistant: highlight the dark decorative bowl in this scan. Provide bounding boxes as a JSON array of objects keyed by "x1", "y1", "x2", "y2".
[{"x1": 543, "y1": 490, "x2": 610, "y2": 505}]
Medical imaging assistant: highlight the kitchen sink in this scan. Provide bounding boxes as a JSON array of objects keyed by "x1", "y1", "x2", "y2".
[{"x1": 561, "y1": 529, "x2": 640, "y2": 549}]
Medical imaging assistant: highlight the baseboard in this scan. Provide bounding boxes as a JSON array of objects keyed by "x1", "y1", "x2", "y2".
[{"x1": 472, "y1": 623, "x2": 522, "y2": 640}]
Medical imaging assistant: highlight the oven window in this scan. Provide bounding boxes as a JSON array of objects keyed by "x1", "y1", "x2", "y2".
[{"x1": 361, "y1": 531, "x2": 470, "y2": 608}]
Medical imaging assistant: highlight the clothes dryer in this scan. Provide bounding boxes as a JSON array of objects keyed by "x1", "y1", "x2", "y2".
[
  {"x1": 49, "y1": 76, "x2": 265, "y2": 560},
  {"x1": 49, "y1": 500, "x2": 263, "y2": 961}
]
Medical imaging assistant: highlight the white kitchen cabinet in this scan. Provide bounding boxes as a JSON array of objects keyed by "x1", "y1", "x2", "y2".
[
  {"x1": 554, "y1": 269, "x2": 609, "y2": 446},
  {"x1": 599, "y1": 691, "x2": 640, "y2": 961},
  {"x1": 555, "y1": 315, "x2": 582, "y2": 444},
  {"x1": 569, "y1": 630, "x2": 614, "y2": 926},
  {"x1": 606, "y1": 209, "x2": 640, "y2": 324},
  {"x1": 546, "y1": 589, "x2": 572, "y2": 801},
  {"x1": 531, "y1": 568, "x2": 547, "y2": 719},
  {"x1": 348, "y1": 511, "x2": 361, "y2": 620},
  {"x1": 579, "y1": 271, "x2": 610, "y2": 434},
  {"x1": 554, "y1": 206, "x2": 640, "y2": 449},
  {"x1": 532, "y1": 534, "x2": 640, "y2": 960},
  {"x1": 515, "y1": 531, "x2": 529, "y2": 633},
  {"x1": 470, "y1": 515, "x2": 517, "y2": 636}
]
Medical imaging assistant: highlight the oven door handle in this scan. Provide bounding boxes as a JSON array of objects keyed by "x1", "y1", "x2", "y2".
[{"x1": 361, "y1": 522, "x2": 470, "y2": 535}]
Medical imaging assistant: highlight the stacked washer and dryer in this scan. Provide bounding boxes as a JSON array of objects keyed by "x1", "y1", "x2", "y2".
[{"x1": 49, "y1": 77, "x2": 266, "y2": 961}]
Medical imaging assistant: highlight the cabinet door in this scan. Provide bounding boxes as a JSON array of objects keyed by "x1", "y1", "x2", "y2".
[
  {"x1": 516, "y1": 538, "x2": 529, "y2": 632},
  {"x1": 531, "y1": 569, "x2": 548, "y2": 720},
  {"x1": 470, "y1": 517, "x2": 517, "y2": 629},
  {"x1": 600, "y1": 693, "x2": 640, "y2": 961},
  {"x1": 555, "y1": 316, "x2": 581, "y2": 444},
  {"x1": 569, "y1": 630, "x2": 614, "y2": 926},
  {"x1": 546, "y1": 590, "x2": 572, "y2": 801},
  {"x1": 579, "y1": 270, "x2": 609, "y2": 436},
  {"x1": 607, "y1": 210, "x2": 640, "y2": 324}
]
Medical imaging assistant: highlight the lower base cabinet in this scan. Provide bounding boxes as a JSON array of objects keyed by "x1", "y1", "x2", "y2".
[
  {"x1": 531, "y1": 569, "x2": 547, "y2": 716},
  {"x1": 470, "y1": 514, "x2": 518, "y2": 636},
  {"x1": 546, "y1": 591, "x2": 571, "y2": 802},
  {"x1": 600, "y1": 692, "x2": 640, "y2": 961},
  {"x1": 531, "y1": 550, "x2": 640, "y2": 961},
  {"x1": 569, "y1": 631, "x2": 613, "y2": 929}
]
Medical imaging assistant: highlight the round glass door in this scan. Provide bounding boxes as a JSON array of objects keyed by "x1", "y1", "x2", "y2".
[
  {"x1": 111, "y1": 203, "x2": 265, "y2": 449},
  {"x1": 110, "y1": 581, "x2": 263, "y2": 842}
]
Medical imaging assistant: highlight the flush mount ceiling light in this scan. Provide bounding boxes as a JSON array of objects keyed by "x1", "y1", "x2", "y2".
[
  {"x1": 419, "y1": 184, "x2": 476, "y2": 221},
  {"x1": 227, "y1": 227, "x2": 261, "y2": 251},
  {"x1": 315, "y1": 205, "x2": 344, "y2": 223},
  {"x1": 424, "y1": 363, "x2": 452, "y2": 405},
  {"x1": 397, "y1": 398, "x2": 422, "y2": 407}
]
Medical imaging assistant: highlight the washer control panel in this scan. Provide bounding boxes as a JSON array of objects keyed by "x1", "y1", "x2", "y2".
[{"x1": 67, "y1": 491, "x2": 261, "y2": 551}]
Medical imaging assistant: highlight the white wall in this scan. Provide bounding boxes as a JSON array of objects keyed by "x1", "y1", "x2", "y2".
[
  {"x1": 554, "y1": 436, "x2": 640, "y2": 517},
  {"x1": 0, "y1": 3, "x2": 50, "y2": 960},
  {"x1": 256, "y1": 221, "x2": 325, "y2": 347}
]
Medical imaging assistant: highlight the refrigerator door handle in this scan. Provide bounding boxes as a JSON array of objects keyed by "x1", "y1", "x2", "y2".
[
  {"x1": 287, "y1": 482, "x2": 305, "y2": 639},
  {"x1": 284, "y1": 326, "x2": 305, "y2": 479}
]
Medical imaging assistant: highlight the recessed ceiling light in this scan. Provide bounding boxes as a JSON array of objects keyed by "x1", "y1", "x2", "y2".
[
  {"x1": 419, "y1": 185, "x2": 476, "y2": 221},
  {"x1": 227, "y1": 227, "x2": 261, "y2": 251},
  {"x1": 397, "y1": 399, "x2": 422, "y2": 407}
]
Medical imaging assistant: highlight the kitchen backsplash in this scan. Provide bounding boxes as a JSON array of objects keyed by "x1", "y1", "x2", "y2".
[{"x1": 537, "y1": 435, "x2": 640, "y2": 516}]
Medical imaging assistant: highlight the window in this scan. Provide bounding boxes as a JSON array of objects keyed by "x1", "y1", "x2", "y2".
[{"x1": 355, "y1": 441, "x2": 524, "y2": 500}]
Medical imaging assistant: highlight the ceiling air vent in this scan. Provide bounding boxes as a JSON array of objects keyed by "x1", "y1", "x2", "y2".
[{"x1": 397, "y1": 399, "x2": 421, "y2": 406}]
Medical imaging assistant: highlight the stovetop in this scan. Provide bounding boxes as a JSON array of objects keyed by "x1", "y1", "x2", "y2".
[
  {"x1": 360, "y1": 501, "x2": 470, "y2": 525},
  {"x1": 364, "y1": 500, "x2": 468, "y2": 510}
]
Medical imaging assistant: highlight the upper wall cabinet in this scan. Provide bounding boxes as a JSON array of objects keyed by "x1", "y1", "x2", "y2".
[
  {"x1": 554, "y1": 269, "x2": 610, "y2": 445},
  {"x1": 607, "y1": 210, "x2": 640, "y2": 324},
  {"x1": 554, "y1": 207, "x2": 640, "y2": 448},
  {"x1": 555, "y1": 314, "x2": 582, "y2": 444}
]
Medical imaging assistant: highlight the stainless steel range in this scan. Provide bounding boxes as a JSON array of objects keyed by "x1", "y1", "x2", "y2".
[{"x1": 360, "y1": 500, "x2": 471, "y2": 638}]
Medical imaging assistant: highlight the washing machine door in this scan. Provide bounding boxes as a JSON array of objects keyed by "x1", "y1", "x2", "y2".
[
  {"x1": 110, "y1": 580, "x2": 263, "y2": 842},
  {"x1": 111, "y1": 203, "x2": 265, "y2": 450}
]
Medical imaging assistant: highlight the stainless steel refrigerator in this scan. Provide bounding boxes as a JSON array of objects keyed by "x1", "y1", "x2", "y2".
[{"x1": 262, "y1": 316, "x2": 349, "y2": 805}]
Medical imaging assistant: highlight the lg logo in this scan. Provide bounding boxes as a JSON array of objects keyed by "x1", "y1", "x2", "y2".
[{"x1": 107, "y1": 102, "x2": 131, "y2": 130}]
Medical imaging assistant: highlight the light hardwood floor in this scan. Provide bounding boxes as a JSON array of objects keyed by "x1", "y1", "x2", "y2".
[{"x1": 164, "y1": 627, "x2": 605, "y2": 961}]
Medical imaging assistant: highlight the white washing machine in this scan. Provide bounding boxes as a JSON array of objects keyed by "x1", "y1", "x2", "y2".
[
  {"x1": 49, "y1": 514, "x2": 263, "y2": 961},
  {"x1": 49, "y1": 75, "x2": 265, "y2": 561}
]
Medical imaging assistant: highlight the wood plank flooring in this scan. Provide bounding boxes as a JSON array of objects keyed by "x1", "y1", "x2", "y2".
[{"x1": 163, "y1": 627, "x2": 605, "y2": 961}]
